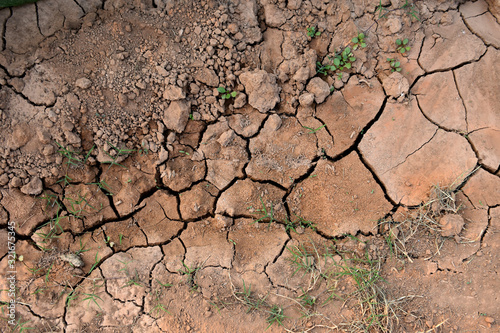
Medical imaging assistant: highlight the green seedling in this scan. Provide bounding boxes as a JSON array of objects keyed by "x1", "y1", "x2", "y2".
[
  {"x1": 178, "y1": 261, "x2": 201, "y2": 290},
  {"x1": 387, "y1": 58, "x2": 402, "y2": 72},
  {"x1": 253, "y1": 196, "x2": 275, "y2": 228},
  {"x1": 286, "y1": 244, "x2": 316, "y2": 277},
  {"x1": 217, "y1": 87, "x2": 237, "y2": 100},
  {"x1": 124, "y1": 270, "x2": 144, "y2": 288},
  {"x1": 401, "y1": 0, "x2": 420, "y2": 21},
  {"x1": 66, "y1": 288, "x2": 79, "y2": 307},
  {"x1": 303, "y1": 124, "x2": 326, "y2": 134},
  {"x1": 83, "y1": 292, "x2": 103, "y2": 311},
  {"x1": 235, "y1": 279, "x2": 267, "y2": 313},
  {"x1": 36, "y1": 210, "x2": 66, "y2": 242},
  {"x1": 266, "y1": 305, "x2": 286, "y2": 329},
  {"x1": 89, "y1": 252, "x2": 100, "y2": 274},
  {"x1": 396, "y1": 38, "x2": 410, "y2": 54},
  {"x1": 306, "y1": 26, "x2": 321, "y2": 38},
  {"x1": 284, "y1": 214, "x2": 316, "y2": 233},
  {"x1": 13, "y1": 319, "x2": 35, "y2": 332},
  {"x1": 44, "y1": 263, "x2": 54, "y2": 283},
  {"x1": 298, "y1": 289, "x2": 317, "y2": 307},
  {"x1": 149, "y1": 289, "x2": 171, "y2": 316},
  {"x1": 156, "y1": 279, "x2": 173, "y2": 288},
  {"x1": 316, "y1": 61, "x2": 335, "y2": 75},
  {"x1": 352, "y1": 32, "x2": 367, "y2": 50},
  {"x1": 331, "y1": 47, "x2": 356, "y2": 71}
]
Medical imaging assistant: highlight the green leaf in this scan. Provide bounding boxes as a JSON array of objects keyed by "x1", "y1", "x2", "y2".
[
  {"x1": 230, "y1": 91, "x2": 237, "y2": 98},
  {"x1": 352, "y1": 37, "x2": 359, "y2": 44},
  {"x1": 222, "y1": 94, "x2": 229, "y2": 99},
  {"x1": 403, "y1": 38, "x2": 409, "y2": 45},
  {"x1": 316, "y1": 31, "x2": 321, "y2": 36},
  {"x1": 359, "y1": 33, "x2": 365, "y2": 39},
  {"x1": 345, "y1": 63, "x2": 352, "y2": 69},
  {"x1": 405, "y1": 46, "x2": 411, "y2": 51},
  {"x1": 349, "y1": 57, "x2": 356, "y2": 62},
  {"x1": 333, "y1": 58, "x2": 340, "y2": 66},
  {"x1": 345, "y1": 47, "x2": 351, "y2": 54},
  {"x1": 217, "y1": 87, "x2": 227, "y2": 93},
  {"x1": 360, "y1": 42, "x2": 367, "y2": 48},
  {"x1": 396, "y1": 67, "x2": 402, "y2": 72},
  {"x1": 396, "y1": 39, "x2": 402, "y2": 46},
  {"x1": 395, "y1": 62, "x2": 400, "y2": 67},
  {"x1": 400, "y1": 48, "x2": 405, "y2": 54}
]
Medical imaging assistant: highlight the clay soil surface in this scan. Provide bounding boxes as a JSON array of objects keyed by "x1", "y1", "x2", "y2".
[{"x1": 0, "y1": 0, "x2": 499, "y2": 332}]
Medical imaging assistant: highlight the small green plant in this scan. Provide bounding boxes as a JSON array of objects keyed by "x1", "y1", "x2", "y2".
[
  {"x1": 253, "y1": 196, "x2": 275, "y2": 228},
  {"x1": 306, "y1": 26, "x2": 321, "y2": 38},
  {"x1": 387, "y1": 58, "x2": 401, "y2": 72},
  {"x1": 352, "y1": 32, "x2": 367, "y2": 50},
  {"x1": 266, "y1": 305, "x2": 286, "y2": 329},
  {"x1": 178, "y1": 261, "x2": 201, "y2": 290},
  {"x1": 396, "y1": 38, "x2": 410, "y2": 54},
  {"x1": 302, "y1": 124, "x2": 326, "y2": 134},
  {"x1": 83, "y1": 292, "x2": 103, "y2": 311},
  {"x1": 234, "y1": 279, "x2": 267, "y2": 313},
  {"x1": 217, "y1": 87, "x2": 237, "y2": 100},
  {"x1": 298, "y1": 289, "x2": 317, "y2": 307},
  {"x1": 330, "y1": 47, "x2": 356, "y2": 71},
  {"x1": 12, "y1": 318, "x2": 35, "y2": 332}
]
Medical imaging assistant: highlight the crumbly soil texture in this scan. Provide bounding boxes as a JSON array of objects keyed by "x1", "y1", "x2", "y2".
[{"x1": 0, "y1": 0, "x2": 499, "y2": 331}]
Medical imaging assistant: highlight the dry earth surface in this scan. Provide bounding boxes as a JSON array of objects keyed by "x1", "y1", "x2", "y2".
[{"x1": 0, "y1": 0, "x2": 499, "y2": 332}]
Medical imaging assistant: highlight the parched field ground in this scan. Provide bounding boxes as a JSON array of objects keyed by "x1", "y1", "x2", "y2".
[{"x1": 0, "y1": 0, "x2": 499, "y2": 332}]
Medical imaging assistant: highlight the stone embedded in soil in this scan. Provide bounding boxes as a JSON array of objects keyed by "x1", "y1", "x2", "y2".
[
  {"x1": 316, "y1": 77, "x2": 385, "y2": 157},
  {"x1": 229, "y1": 218, "x2": 289, "y2": 273},
  {"x1": 227, "y1": 104, "x2": 267, "y2": 138},
  {"x1": 181, "y1": 222, "x2": 233, "y2": 269},
  {"x1": 163, "y1": 100, "x2": 191, "y2": 133},
  {"x1": 260, "y1": 29, "x2": 284, "y2": 72},
  {"x1": 239, "y1": 69, "x2": 281, "y2": 113},
  {"x1": 439, "y1": 214, "x2": 465, "y2": 237},
  {"x1": 216, "y1": 178, "x2": 287, "y2": 221},
  {"x1": 75, "y1": 77, "x2": 92, "y2": 89},
  {"x1": 454, "y1": 47, "x2": 500, "y2": 170},
  {"x1": 287, "y1": 153, "x2": 392, "y2": 236},
  {"x1": 135, "y1": 190, "x2": 183, "y2": 244},
  {"x1": 419, "y1": 10, "x2": 486, "y2": 72},
  {"x1": 236, "y1": 0, "x2": 262, "y2": 44},
  {"x1": 69, "y1": 229, "x2": 113, "y2": 274},
  {"x1": 0, "y1": 189, "x2": 57, "y2": 236},
  {"x1": 20, "y1": 176, "x2": 43, "y2": 196},
  {"x1": 382, "y1": 71, "x2": 409, "y2": 98},
  {"x1": 193, "y1": 67, "x2": 219, "y2": 87},
  {"x1": 246, "y1": 115, "x2": 317, "y2": 188},
  {"x1": 306, "y1": 77, "x2": 330, "y2": 104},
  {"x1": 461, "y1": 0, "x2": 500, "y2": 48},
  {"x1": 199, "y1": 120, "x2": 248, "y2": 190},
  {"x1": 101, "y1": 247, "x2": 163, "y2": 305},
  {"x1": 461, "y1": 169, "x2": 500, "y2": 208},
  {"x1": 179, "y1": 181, "x2": 217, "y2": 220},
  {"x1": 412, "y1": 71, "x2": 467, "y2": 132},
  {"x1": 163, "y1": 84, "x2": 186, "y2": 100}
]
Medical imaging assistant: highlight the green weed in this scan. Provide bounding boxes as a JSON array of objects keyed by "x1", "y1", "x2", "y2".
[
  {"x1": 396, "y1": 38, "x2": 411, "y2": 54},
  {"x1": 217, "y1": 86, "x2": 237, "y2": 100},
  {"x1": 253, "y1": 196, "x2": 275, "y2": 228},
  {"x1": 352, "y1": 32, "x2": 367, "y2": 50},
  {"x1": 266, "y1": 305, "x2": 286, "y2": 329},
  {"x1": 387, "y1": 58, "x2": 402, "y2": 72},
  {"x1": 306, "y1": 26, "x2": 321, "y2": 38}
]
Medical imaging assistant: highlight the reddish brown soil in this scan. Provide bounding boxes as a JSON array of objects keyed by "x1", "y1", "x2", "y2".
[{"x1": 0, "y1": 0, "x2": 499, "y2": 332}]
